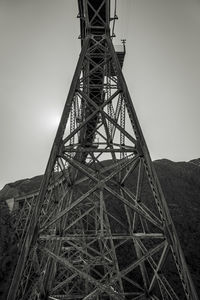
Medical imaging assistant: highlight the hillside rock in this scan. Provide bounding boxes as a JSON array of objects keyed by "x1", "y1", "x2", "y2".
[{"x1": 0, "y1": 175, "x2": 42, "y2": 202}]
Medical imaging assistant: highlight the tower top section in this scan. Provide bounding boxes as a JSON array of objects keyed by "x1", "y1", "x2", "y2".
[{"x1": 78, "y1": 0, "x2": 111, "y2": 40}]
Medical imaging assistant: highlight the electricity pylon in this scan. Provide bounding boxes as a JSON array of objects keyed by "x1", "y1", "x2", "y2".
[{"x1": 8, "y1": 1, "x2": 198, "y2": 299}]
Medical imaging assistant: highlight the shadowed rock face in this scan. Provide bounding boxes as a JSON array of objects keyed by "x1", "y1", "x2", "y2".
[
  {"x1": 0, "y1": 159, "x2": 200, "y2": 299},
  {"x1": 153, "y1": 159, "x2": 200, "y2": 294},
  {"x1": 0, "y1": 175, "x2": 43, "y2": 202},
  {"x1": 0, "y1": 200, "x2": 18, "y2": 299}
]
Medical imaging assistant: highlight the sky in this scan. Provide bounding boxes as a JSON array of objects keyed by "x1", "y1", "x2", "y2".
[{"x1": 0, "y1": 0, "x2": 200, "y2": 189}]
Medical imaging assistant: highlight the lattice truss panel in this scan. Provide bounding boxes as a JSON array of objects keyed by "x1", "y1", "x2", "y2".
[
  {"x1": 13, "y1": 194, "x2": 38, "y2": 244},
  {"x1": 9, "y1": 35, "x2": 197, "y2": 300}
]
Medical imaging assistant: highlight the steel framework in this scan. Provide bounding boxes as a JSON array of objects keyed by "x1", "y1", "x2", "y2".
[{"x1": 8, "y1": 1, "x2": 198, "y2": 299}]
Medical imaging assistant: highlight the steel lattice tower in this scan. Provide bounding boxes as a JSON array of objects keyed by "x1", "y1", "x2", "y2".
[{"x1": 7, "y1": 1, "x2": 198, "y2": 299}]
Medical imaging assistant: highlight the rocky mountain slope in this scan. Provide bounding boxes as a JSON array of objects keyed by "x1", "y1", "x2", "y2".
[{"x1": 0, "y1": 159, "x2": 200, "y2": 299}]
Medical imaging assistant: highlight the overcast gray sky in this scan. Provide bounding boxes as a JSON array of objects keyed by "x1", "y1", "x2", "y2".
[{"x1": 0, "y1": 0, "x2": 200, "y2": 189}]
